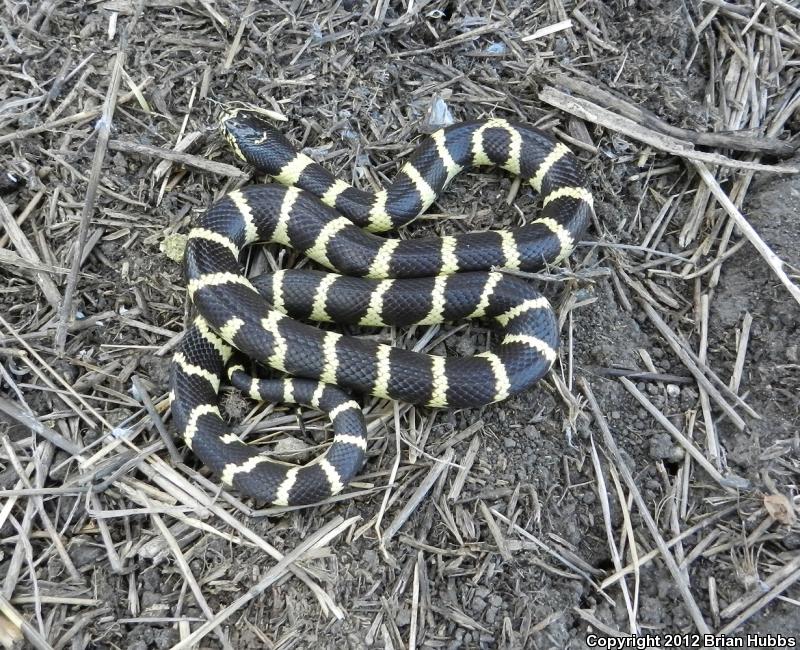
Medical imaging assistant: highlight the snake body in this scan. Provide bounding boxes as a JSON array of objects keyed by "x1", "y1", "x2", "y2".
[{"x1": 170, "y1": 111, "x2": 593, "y2": 505}]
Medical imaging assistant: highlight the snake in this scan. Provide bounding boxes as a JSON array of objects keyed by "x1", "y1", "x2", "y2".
[{"x1": 169, "y1": 109, "x2": 593, "y2": 506}]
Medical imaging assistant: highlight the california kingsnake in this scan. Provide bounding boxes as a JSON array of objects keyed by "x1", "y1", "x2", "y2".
[{"x1": 169, "y1": 110, "x2": 593, "y2": 506}]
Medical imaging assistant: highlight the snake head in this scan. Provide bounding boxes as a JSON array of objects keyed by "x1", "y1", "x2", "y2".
[{"x1": 219, "y1": 108, "x2": 288, "y2": 166}]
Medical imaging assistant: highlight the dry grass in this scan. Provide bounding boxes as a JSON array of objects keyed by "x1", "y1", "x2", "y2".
[{"x1": 1, "y1": 1, "x2": 799, "y2": 648}]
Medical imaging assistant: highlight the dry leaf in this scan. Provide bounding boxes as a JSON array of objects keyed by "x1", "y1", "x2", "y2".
[{"x1": 763, "y1": 494, "x2": 797, "y2": 525}]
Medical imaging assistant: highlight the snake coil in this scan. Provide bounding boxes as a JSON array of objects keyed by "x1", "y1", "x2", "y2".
[{"x1": 170, "y1": 111, "x2": 593, "y2": 505}]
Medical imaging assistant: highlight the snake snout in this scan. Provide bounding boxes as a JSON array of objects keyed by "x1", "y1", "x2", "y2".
[{"x1": 220, "y1": 109, "x2": 269, "y2": 141}]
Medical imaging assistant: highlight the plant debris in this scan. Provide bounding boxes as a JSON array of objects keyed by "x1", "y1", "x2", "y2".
[{"x1": 1, "y1": 1, "x2": 799, "y2": 648}]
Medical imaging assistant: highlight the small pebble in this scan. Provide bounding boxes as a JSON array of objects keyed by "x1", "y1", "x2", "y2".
[
  {"x1": 485, "y1": 42, "x2": 507, "y2": 55},
  {"x1": 524, "y1": 424, "x2": 540, "y2": 439},
  {"x1": 275, "y1": 436, "x2": 311, "y2": 460},
  {"x1": 649, "y1": 433, "x2": 674, "y2": 461}
]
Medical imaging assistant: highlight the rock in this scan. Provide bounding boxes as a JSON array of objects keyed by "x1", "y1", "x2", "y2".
[
  {"x1": 471, "y1": 596, "x2": 486, "y2": 613},
  {"x1": 649, "y1": 433, "x2": 674, "y2": 461}
]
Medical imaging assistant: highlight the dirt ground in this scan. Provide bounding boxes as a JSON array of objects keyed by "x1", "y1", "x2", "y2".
[{"x1": 1, "y1": 1, "x2": 799, "y2": 649}]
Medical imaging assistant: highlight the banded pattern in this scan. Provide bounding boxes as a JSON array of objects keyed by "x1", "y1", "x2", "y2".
[{"x1": 170, "y1": 110, "x2": 593, "y2": 505}]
